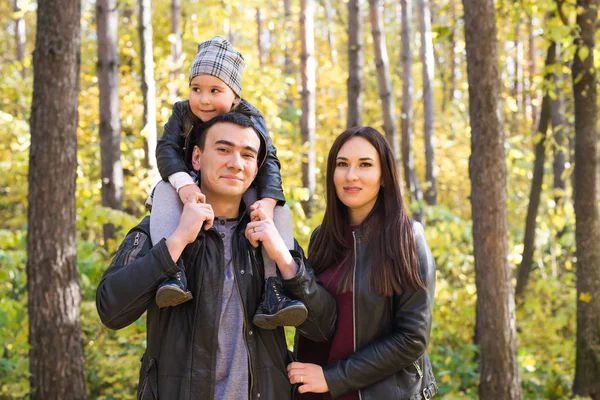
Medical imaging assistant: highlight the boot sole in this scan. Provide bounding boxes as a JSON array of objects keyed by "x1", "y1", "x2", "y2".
[
  {"x1": 252, "y1": 305, "x2": 308, "y2": 330},
  {"x1": 155, "y1": 286, "x2": 193, "y2": 308}
]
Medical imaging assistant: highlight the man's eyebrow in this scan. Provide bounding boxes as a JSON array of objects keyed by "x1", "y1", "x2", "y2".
[{"x1": 215, "y1": 139, "x2": 258, "y2": 154}]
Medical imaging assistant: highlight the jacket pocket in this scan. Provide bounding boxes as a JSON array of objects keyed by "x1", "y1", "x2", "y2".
[{"x1": 138, "y1": 356, "x2": 158, "y2": 400}]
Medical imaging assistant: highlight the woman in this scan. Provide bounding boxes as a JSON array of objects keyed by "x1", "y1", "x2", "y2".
[{"x1": 287, "y1": 127, "x2": 438, "y2": 399}]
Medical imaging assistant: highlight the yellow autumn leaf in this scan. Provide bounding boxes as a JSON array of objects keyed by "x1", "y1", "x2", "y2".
[{"x1": 580, "y1": 292, "x2": 592, "y2": 303}]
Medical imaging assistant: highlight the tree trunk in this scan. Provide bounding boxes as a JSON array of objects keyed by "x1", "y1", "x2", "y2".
[
  {"x1": 170, "y1": 0, "x2": 182, "y2": 100},
  {"x1": 551, "y1": 43, "x2": 567, "y2": 206},
  {"x1": 283, "y1": 0, "x2": 294, "y2": 107},
  {"x1": 400, "y1": 0, "x2": 423, "y2": 220},
  {"x1": 347, "y1": 0, "x2": 364, "y2": 128},
  {"x1": 139, "y1": 0, "x2": 157, "y2": 173},
  {"x1": 13, "y1": 0, "x2": 26, "y2": 78},
  {"x1": 462, "y1": 0, "x2": 523, "y2": 398},
  {"x1": 512, "y1": 18, "x2": 523, "y2": 117},
  {"x1": 448, "y1": 0, "x2": 456, "y2": 104},
  {"x1": 417, "y1": 0, "x2": 436, "y2": 205},
  {"x1": 323, "y1": 0, "x2": 338, "y2": 65},
  {"x1": 27, "y1": 0, "x2": 86, "y2": 398},
  {"x1": 572, "y1": 1, "x2": 600, "y2": 397},
  {"x1": 97, "y1": 0, "x2": 124, "y2": 242},
  {"x1": 256, "y1": 8, "x2": 265, "y2": 67},
  {"x1": 369, "y1": 0, "x2": 400, "y2": 167},
  {"x1": 300, "y1": 0, "x2": 316, "y2": 217},
  {"x1": 515, "y1": 43, "x2": 556, "y2": 299},
  {"x1": 528, "y1": 17, "x2": 538, "y2": 131}
]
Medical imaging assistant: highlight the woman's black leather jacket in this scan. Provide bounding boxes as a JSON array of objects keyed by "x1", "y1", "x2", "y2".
[{"x1": 310, "y1": 221, "x2": 439, "y2": 400}]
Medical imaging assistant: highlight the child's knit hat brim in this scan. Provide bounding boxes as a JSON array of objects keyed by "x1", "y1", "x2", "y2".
[{"x1": 189, "y1": 36, "x2": 245, "y2": 97}]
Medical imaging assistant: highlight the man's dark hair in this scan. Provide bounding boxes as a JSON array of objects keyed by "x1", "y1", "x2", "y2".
[{"x1": 184, "y1": 112, "x2": 265, "y2": 169}]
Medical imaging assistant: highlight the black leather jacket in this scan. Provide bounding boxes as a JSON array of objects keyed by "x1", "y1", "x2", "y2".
[
  {"x1": 156, "y1": 99, "x2": 285, "y2": 204},
  {"x1": 299, "y1": 221, "x2": 438, "y2": 400},
  {"x1": 96, "y1": 213, "x2": 336, "y2": 400}
]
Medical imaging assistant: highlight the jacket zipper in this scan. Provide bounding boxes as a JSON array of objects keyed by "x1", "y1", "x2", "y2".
[
  {"x1": 414, "y1": 360, "x2": 423, "y2": 378},
  {"x1": 351, "y1": 231, "x2": 363, "y2": 400},
  {"x1": 232, "y1": 229, "x2": 254, "y2": 397}
]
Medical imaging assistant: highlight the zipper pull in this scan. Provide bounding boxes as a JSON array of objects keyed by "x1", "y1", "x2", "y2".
[{"x1": 134, "y1": 232, "x2": 140, "y2": 247}]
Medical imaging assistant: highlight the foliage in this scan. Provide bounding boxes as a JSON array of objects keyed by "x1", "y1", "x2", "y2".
[{"x1": 0, "y1": 0, "x2": 587, "y2": 397}]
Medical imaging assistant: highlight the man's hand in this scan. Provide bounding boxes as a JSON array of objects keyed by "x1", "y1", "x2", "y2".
[
  {"x1": 179, "y1": 184, "x2": 205, "y2": 204},
  {"x1": 245, "y1": 206, "x2": 297, "y2": 279},
  {"x1": 166, "y1": 202, "x2": 214, "y2": 262}
]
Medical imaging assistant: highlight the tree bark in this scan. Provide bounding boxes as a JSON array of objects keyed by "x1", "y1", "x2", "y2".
[
  {"x1": 448, "y1": 0, "x2": 456, "y2": 104},
  {"x1": 462, "y1": 0, "x2": 523, "y2": 398},
  {"x1": 300, "y1": 0, "x2": 316, "y2": 217},
  {"x1": 512, "y1": 18, "x2": 523, "y2": 117},
  {"x1": 515, "y1": 43, "x2": 556, "y2": 299},
  {"x1": 572, "y1": 1, "x2": 600, "y2": 397},
  {"x1": 417, "y1": 0, "x2": 437, "y2": 205},
  {"x1": 97, "y1": 0, "x2": 124, "y2": 241},
  {"x1": 551, "y1": 43, "x2": 567, "y2": 206},
  {"x1": 27, "y1": 0, "x2": 86, "y2": 398},
  {"x1": 400, "y1": 0, "x2": 423, "y2": 220},
  {"x1": 139, "y1": 0, "x2": 157, "y2": 173},
  {"x1": 323, "y1": 0, "x2": 338, "y2": 64},
  {"x1": 528, "y1": 17, "x2": 538, "y2": 131},
  {"x1": 369, "y1": 0, "x2": 400, "y2": 167},
  {"x1": 256, "y1": 8, "x2": 265, "y2": 67},
  {"x1": 13, "y1": 0, "x2": 26, "y2": 78},
  {"x1": 170, "y1": 0, "x2": 182, "y2": 99},
  {"x1": 347, "y1": 0, "x2": 364, "y2": 128}
]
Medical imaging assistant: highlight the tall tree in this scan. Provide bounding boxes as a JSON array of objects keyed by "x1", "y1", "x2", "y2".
[
  {"x1": 527, "y1": 16, "x2": 538, "y2": 130},
  {"x1": 256, "y1": 8, "x2": 265, "y2": 67},
  {"x1": 139, "y1": 0, "x2": 157, "y2": 173},
  {"x1": 13, "y1": 0, "x2": 26, "y2": 78},
  {"x1": 551, "y1": 44, "x2": 567, "y2": 206},
  {"x1": 369, "y1": 0, "x2": 399, "y2": 166},
  {"x1": 300, "y1": 0, "x2": 316, "y2": 217},
  {"x1": 572, "y1": 0, "x2": 600, "y2": 397},
  {"x1": 448, "y1": 0, "x2": 457, "y2": 105},
  {"x1": 323, "y1": 0, "x2": 338, "y2": 65},
  {"x1": 27, "y1": 0, "x2": 86, "y2": 397},
  {"x1": 283, "y1": 0, "x2": 294, "y2": 106},
  {"x1": 417, "y1": 0, "x2": 437, "y2": 205},
  {"x1": 170, "y1": 0, "x2": 182, "y2": 100},
  {"x1": 97, "y1": 0, "x2": 124, "y2": 241},
  {"x1": 515, "y1": 42, "x2": 556, "y2": 299},
  {"x1": 400, "y1": 0, "x2": 423, "y2": 218},
  {"x1": 347, "y1": 0, "x2": 364, "y2": 128},
  {"x1": 462, "y1": 0, "x2": 522, "y2": 398}
]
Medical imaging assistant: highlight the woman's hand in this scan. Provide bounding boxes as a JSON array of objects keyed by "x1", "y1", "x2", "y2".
[{"x1": 287, "y1": 362, "x2": 329, "y2": 394}]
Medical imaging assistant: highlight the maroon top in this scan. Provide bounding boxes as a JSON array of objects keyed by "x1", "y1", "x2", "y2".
[{"x1": 297, "y1": 228, "x2": 359, "y2": 400}]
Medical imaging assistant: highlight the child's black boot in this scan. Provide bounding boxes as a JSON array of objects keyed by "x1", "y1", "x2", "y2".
[
  {"x1": 252, "y1": 276, "x2": 308, "y2": 330},
  {"x1": 155, "y1": 261, "x2": 193, "y2": 308}
]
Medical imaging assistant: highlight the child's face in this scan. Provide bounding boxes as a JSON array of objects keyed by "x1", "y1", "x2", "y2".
[{"x1": 189, "y1": 74, "x2": 237, "y2": 121}]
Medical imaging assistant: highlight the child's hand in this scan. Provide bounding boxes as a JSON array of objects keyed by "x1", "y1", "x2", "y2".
[
  {"x1": 179, "y1": 184, "x2": 205, "y2": 204},
  {"x1": 250, "y1": 198, "x2": 277, "y2": 221}
]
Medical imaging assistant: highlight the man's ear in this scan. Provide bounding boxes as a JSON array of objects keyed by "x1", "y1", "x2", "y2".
[{"x1": 191, "y1": 145, "x2": 202, "y2": 171}]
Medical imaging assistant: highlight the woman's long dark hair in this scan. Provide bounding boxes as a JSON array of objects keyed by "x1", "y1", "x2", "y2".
[{"x1": 308, "y1": 126, "x2": 425, "y2": 296}]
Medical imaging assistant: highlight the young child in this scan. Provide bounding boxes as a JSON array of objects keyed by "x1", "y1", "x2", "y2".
[{"x1": 149, "y1": 36, "x2": 307, "y2": 330}]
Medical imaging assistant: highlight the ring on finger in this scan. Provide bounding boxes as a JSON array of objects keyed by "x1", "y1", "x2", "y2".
[{"x1": 300, "y1": 374, "x2": 303, "y2": 384}]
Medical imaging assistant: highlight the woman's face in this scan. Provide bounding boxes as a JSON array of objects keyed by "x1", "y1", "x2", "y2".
[{"x1": 333, "y1": 136, "x2": 382, "y2": 225}]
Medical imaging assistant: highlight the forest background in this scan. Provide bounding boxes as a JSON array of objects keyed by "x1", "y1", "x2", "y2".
[{"x1": 0, "y1": 0, "x2": 598, "y2": 398}]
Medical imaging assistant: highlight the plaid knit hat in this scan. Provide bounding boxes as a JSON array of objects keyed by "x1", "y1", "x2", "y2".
[{"x1": 189, "y1": 36, "x2": 245, "y2": 97}]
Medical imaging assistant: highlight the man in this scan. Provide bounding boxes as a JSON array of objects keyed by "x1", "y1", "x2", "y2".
[{"x1": 96, "y1": 112, "x2": 336, "y2": 399}]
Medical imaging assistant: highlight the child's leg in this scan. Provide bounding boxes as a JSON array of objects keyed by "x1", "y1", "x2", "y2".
[
  {"x1": 262, "y1": 204, "x2": 294, "y2": 278},
  {"x1": 253, "y1": 203, "x2": 308, "y2": 330},
  {"x1": 150, "y1": 181, "x2": 192, "y2": 308},
  {"x1": 150, "y1": 181, "x2": 183, "y2": 245}
]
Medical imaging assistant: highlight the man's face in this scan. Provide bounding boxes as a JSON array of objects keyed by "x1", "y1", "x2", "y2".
[{"x1": 192, "y1": 122, "x2": 260, "y2": 202}]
